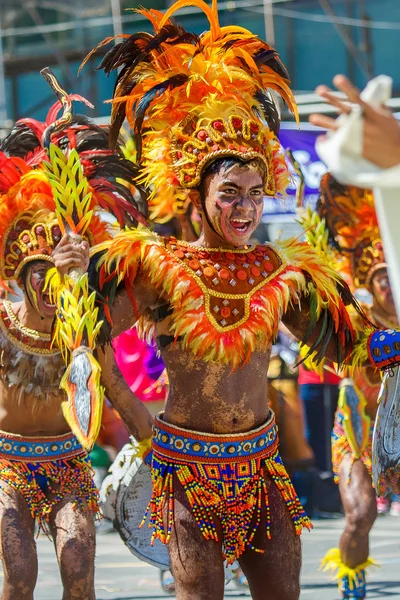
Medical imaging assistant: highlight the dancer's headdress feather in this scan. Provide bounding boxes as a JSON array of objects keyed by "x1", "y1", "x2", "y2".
[
  {"x1": 318, "y1": 173, "x2": 385, "y2": 290},
  {"x1": 0, "y1": 96, "x2": 144, "y2": 289},
  {"x1": 84, "y1": 0, "x2": 298, "y2": 221}
]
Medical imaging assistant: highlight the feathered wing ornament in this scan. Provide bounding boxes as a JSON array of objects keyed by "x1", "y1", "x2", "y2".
[
  {"x1": 44, "y1": 144, "x2": 104, "y2": 449},
  {"x1": 84, "y1": 0, "x2": 299, "y2": 221}
]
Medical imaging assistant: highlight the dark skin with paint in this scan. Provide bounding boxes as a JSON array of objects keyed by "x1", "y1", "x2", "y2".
[
  {"x1": 0, "y1": 234, "x2": 152, "y2": 600},
  {"x1": 338, "y1": 267, "x2": 397, "y2": 571},
  {"x1": 108, "y1": 161, "x2": 349, "y2": 600}
]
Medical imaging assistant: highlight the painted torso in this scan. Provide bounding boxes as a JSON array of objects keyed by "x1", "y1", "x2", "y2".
[
  {"x1": 101, "y1": 230, "x2": 354, "y2": 433},
  {"x1": 0, "y1": 301, "x2": 69, "y2": 436}
]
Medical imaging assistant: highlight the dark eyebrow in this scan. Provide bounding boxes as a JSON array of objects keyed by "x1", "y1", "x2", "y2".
[
  {"x1": 249, "y1": 184, "x2": 263, "y2": 190},
  {"x1": 219, "y1": 180, "x2": 239, "y2": 188}
]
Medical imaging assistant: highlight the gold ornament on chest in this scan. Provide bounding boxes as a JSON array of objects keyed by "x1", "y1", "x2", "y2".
[{"x1": 165, "y1": 239, "x2": 285, "y2": 332}]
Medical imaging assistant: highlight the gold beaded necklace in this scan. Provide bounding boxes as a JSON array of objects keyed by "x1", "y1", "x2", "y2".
[{"x1": 0, "y1": 301, "x2": 59, "y2": 356}]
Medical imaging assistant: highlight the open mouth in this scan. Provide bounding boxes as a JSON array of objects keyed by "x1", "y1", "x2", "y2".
[
  {"x1": 42, "y1": 294, "x2": 55, "y2": 309},
  {"x1": 230, "y1": 219, "x2": 252, "y2": 235}
]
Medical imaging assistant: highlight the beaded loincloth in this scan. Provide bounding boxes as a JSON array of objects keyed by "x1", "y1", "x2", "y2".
[
  {"x1": 332, "y1": 409, "x2": 374, "y2": 485},
  {"x1": 143, "y1": 411, "x2": 312, "y2": 564},
  {"x1": 0, "y1": 430, "x2": 99, "y2": 532}
]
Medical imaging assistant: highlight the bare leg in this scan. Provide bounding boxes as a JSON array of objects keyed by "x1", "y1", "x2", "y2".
[
  {"x1": 49, "y1": 495, "x2": 96, "y2": 600},
  {"x1": 238, "y1": 474, "x2": 302, "y2": 600},
  {"x1": 166, "y1": 476, "x2": 225, "y2": 600},
  {"x1": 338, "y1": 457, "x2": 377, "y2": 568},
  {"x1": 0, "y1": 481, "x2": 38, "y2": 600}
]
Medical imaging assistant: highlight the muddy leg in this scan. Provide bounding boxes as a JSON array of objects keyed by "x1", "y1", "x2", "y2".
[
  {"x1": 0, "y1": 481, "x2": 38, "y2": 600},
  {"x1": 238, "y1": 474, "x2": 302, "y2": 600},
  {"x1": 338, "y1": 457, "x2": 376, "y2": 568},
  {"x1": 165, "y1": 476, "x2": 225, "y2": 600},
  {"x1": 49, "y1": 495, "x2": 96, "y2": 600}
]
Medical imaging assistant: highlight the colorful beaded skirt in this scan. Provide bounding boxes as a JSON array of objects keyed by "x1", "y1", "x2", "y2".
[
  {"x1": 143, "y1": 411, "x2": 312, "y2": 564},
  {"x1": 0, "y1": 430, "x2": 99, "y2": 532},
  {"x1": 332, "y1": 409, "x2": 374, "y2": 485}
]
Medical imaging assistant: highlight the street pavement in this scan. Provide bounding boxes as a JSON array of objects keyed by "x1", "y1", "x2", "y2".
[{"x1": 4, "y1": 515, "x2": 400, "y2": 599}]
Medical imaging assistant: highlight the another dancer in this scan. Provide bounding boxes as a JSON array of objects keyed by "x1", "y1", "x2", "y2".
[
  {"x1": 311, "y1": 175, "x2": 397, "y2": 599},
  {"x1": 86, "y1": 4, "x2": 373, "y2": 598},
  {"x1": 0, "y1": 105, "x2": 152, "y2": 600}
]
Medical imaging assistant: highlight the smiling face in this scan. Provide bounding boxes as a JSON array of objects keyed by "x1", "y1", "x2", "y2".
[
  {"x1": 21, "y1": 260, "x2": 56, "y2": 319},
  {"x1": 199, "y1": 159, "x2": 265, "y2": 248}
]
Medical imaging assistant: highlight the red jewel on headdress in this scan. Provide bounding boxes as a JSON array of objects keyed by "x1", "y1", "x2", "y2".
[
  {"x1": 198, "y1": 153, "x2": 205, "y2": 161},
  {"x1": 253, "y1": 146, "x2": 260, "y2": 153},
  {"x1": 232, "y1": 118, "x2": 242, "y2": 129},
  {"x1": 9, "y1": 231, "x2": 18, "y2": 240},
  {"x1": 212, "y1": 121, "x2": 224, "y2": 131},
  {"x1": 36, "y1": 225, "x2": 45, "y2": 235},
  {"x1": 239, "y1": 146, "x2": 248, "y2": 153},
  {"x1": 52, "y1": 225, "x2": 61, "y2": 236},
  {"x1": 197, "y1": 130, "x2": 207, "y2": 141},
  {"x1": 41, "y1": 249, "x2": 50, "y2": 255},
  {"x1": 176, "y1": 151, "x2": 183, "y2": 159},
  {"x1": 5, "y1": 269, "x2": 13, "y2": 278},
  {"x1": 376, "y1": 241, "x2": 383, "y2": 250},
  {"x1": 228, "y1": 144, "x2": 236, "y2": 150},
  {"x1": 250, "y1": 123, "x2": 259, "y2": 133},
  {"x1": 184, "y1": 175, "x2": 191, "y2": 182},
  {"x1": 18, "y1": 221, "x2": 28, "y2": 230},
  {"x1": 212, "y1": 144, "x2": 220, "y2": 152},
  {"x1": 22, "y1": 234, "x2": 29, "y2": 243}
]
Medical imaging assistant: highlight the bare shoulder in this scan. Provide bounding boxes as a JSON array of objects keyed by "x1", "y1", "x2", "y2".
[{"x1": 110, "y1": 273, "x2": 159, "y2": 338}]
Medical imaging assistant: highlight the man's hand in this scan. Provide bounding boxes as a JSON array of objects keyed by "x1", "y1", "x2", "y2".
[
  {"x1": 309, "y1": 74, "x2": 400, "y2": 169},
  {"x1": 52, "y1": 234, "x2": 90, "y2": 277}
]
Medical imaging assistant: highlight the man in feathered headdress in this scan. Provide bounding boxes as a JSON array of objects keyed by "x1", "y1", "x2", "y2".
[
  {"x1": 85, "y1": 2, "x2": 388, "y2": 597},
  {"x1": 0, "y1": 100, "x2": 154, "y2": 599},
  {"x1": 314, "y1": 174, "x2": 398, "y2": 599}
]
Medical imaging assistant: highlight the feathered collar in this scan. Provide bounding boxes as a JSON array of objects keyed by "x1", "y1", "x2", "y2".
[
  {"x1": 0, "y1": 302, "x2": 64, "y2": 403},
  {"x1": 97, "y1": 229, "x2": 356, "y2": 369}
]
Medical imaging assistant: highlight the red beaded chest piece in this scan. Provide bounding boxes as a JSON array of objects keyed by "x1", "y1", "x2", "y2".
[{"x1": 165, "y1": 238, "x2": 283, "y2": 331}]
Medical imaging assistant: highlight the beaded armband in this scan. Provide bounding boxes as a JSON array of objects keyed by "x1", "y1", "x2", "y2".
[{"x1": 368, "y1": 329, "x2": 400, "y2": 370}]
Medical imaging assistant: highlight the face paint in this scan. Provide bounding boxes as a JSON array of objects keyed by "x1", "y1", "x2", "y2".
[
  {"x1": 371, "y1": 268, "x2": 396, "y2": 317},
  {"x1": 203, "y1": 164, "x2": 264, "y2": 247},
  {"x1": 24, "y1": 262, "x2": 55, "y2": 318}
]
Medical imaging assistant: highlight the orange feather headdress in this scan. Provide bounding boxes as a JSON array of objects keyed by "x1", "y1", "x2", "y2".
[
  {"x1": 318, "y1": 173, "x2": 385, "y2": 290},
  {"x1": 85, "y1": 0, "x2": 298, "y2": 222},
  {"x1": 0, "y1": 96, "x2": 145, "y2": 289}
]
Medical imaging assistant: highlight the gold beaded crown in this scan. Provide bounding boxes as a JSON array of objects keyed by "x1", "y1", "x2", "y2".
[
  {"x1": 3, "y1": 209, "x2": 60, "y2": 280},
  {"x1": 318, "y1": 173, "x2": 386, "y2": 290},
  {"x1": 0, "y1": 161, "x2": 59, "y2": 283},
  {"x1": 88, "y1": 0, "x2": 298, "y2": 223}
]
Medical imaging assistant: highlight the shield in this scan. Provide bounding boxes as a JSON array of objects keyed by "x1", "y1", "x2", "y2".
[
  {"x1": 372, "y1": 367, "x2": 400, "y2": 495},
  {"x1": 100, "y1": 444, "x2": 171, "y2": 570}
]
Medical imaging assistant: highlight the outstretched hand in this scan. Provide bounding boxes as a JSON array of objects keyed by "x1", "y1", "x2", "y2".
[
  {"x1": 52, "y1": 234, "x2": 90, "y2": 277},
  {"x1": 309, "y1": 74, "x2": 400, "y2": 169}
]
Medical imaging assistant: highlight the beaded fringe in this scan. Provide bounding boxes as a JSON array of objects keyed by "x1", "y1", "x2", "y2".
[
  {"x1": 143, "y1": 449, "x2": 312, "y2": 564},
  {"x1": 332, "y1": 415, "x2": 373, "y2": 485},
  {"x1": 0, "y1": 455, "x2": 99, "y2": 533}
]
